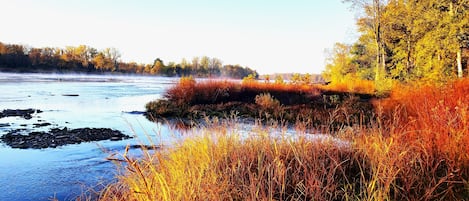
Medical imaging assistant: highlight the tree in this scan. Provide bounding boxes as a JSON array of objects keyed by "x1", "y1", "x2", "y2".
[
  {"x1": 152, "y1": 58, "x2": 164, "y2": 75},
  {"x1": 0, "y1": 42, "x2": 7, "y2": 54},
  {"x1": 200, "y1": 56, "x2": 210, "y2": 75},
  {"x1": 344, "y1": 0, "x2": 388, "y2": 81},
  {"x1": 274, "y1": 75, "x2": 285, "y2": 84},
  {"x1": 291, "y1": 73, "x2": 302, "y2": 84},
  {"x1": 209, "y1": 57, "x2": 222, "y2": 77},
  {"x1": 448, "y1": 0, "x2": 469, "y2": 78},
  {"x1": 323, "y1": 43, "x2": 357, "y2": 83},
  {"x1": 192, "y1": 57, "x2": 200, "y2": 73},
  {"x1": 104, "y1": 47, "x2": 121, "y2": 71}
]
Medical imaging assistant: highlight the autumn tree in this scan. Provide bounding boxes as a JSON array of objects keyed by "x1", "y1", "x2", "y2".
[
  {"x1": 323, "y1": 43, "x2": 358, "y2": 83},
  {"x1": 151, "y1": 58, "x2": 164, "y2": 75},
  {"x1": 344, "y1": 0, "x2": 388, "y2": 81}
]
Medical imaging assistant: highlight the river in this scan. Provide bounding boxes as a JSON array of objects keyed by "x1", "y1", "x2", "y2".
[{"x1": 0, "y1": 73, "x2": 179, "y2": 201}]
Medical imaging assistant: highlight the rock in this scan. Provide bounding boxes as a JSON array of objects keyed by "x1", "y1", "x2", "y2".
[
  {"x1": 62, "y1": 93, "x2": 76, "y2": 96},
  {"x1": 124, "y1": 111, "x2": 146, "y2": 115},
  {"x1": 33, "y1": 122, "x2": 52, "y2": 128},
  {"x1": 129, "y1": 144, "x2": 161, "y2": 150},
  {"x1": 0, "y1": 127, "x2": 131, "y2": 149},
  {"x1": 0, "y1": 123, "x2": 9, "y2": 127},
  {"x1": 0, "y1": 109, "x2": 42, "y2": 119}
]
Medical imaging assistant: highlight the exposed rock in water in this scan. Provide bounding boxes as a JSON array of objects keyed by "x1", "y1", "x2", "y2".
[
  {"x1": 129, "y1": 144, "x2": 161, "y2": 150},
  {"x1": 124, "y1": 111, "x2": 146, "y2": 115},
  {"x1": 0, "y1": 109, "x2": 42, "y2": 120},
  {"x1": 0, "y1": 127, "x2": 131, "y2": 149},
  {"x1": 62, "y1": 94, "x2": 79, "y2": 97},
  {"x1": 33, "y1": 122, "x2": 52, "y2": 128}
]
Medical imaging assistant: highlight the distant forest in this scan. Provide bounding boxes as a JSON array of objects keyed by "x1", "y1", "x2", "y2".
[{"x1": 0, "y1": 41, "x2": 258, "y2": 79}]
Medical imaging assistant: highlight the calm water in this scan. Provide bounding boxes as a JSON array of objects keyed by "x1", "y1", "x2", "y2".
[{"x1": 0, "y1": 73, "x2": 179, "y2": 201}]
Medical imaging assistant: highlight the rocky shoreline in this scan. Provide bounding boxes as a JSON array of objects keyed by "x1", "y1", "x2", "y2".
[{"x1": 1, "y1": 127, "x2": 131, "y2": 149}]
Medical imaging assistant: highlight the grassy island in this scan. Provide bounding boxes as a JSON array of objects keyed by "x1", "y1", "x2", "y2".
[{"x1": 145, "y1": 77, "x2": 378, "y2": 131}]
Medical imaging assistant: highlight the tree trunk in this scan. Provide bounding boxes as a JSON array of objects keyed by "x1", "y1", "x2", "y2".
[
  {"x1": 376, "y1": 40, "x2": 381, "y2": 81},
  {"x1": 374, "y1": 0, "x2": 385, "y2": 81},
  {"x1": 457, "y1": 47, "x2": 463, "y2": 78},
  {"x1": 407, "y1": 36, "x2": 411, "y2": 71},
  {"x1": 381, "y1": 42, "x2": 386, "y2": 75}
]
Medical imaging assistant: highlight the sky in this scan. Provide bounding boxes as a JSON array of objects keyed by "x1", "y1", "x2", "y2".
[{"x1": 0, "y1": 0, "x2": 357, "y2": 75}]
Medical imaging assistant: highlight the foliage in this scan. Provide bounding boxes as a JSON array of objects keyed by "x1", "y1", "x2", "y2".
[
  {"x1": 326, "y1": 0, "x2": 469, "y2": 84},
  {"x1": 163, "y1": 76, "x2": 196, "y2": 106}
]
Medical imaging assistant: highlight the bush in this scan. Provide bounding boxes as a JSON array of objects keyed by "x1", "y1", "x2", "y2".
[
  {"x1": 164, "y1": 76, "x2": 196, "y2": 106},
  {"x1": 255, "y1": 93, "x2": 284, "y2": 119}
]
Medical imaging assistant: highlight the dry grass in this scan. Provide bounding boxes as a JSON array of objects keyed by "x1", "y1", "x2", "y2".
[
  {"x1": 99, "y1": 126, "x2": 368, "y2": 201},
  {"x1": 364, "y1": 78, "x2": 469, "y2": 200},
  {"x1": 100, "y1": 78, "x2": 469, "y2": 201}
]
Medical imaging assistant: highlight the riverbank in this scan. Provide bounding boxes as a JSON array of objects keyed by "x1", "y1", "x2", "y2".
[{"x1": 100, "y1": 78, "x2": 469, "y2": 200}]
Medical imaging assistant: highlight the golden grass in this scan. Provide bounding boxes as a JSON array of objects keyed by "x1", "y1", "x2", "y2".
[
  {"x1": 99, "y1": 78, "x2": 469, "y2": 201},
  {"x1": 99, "y1": 127, "x2": 367, "y2": 201}
]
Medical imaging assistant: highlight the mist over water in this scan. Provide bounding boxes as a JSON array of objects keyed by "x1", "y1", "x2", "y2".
[{"x1": 0, "y1": 73, "x2": 178, "y2": 201}]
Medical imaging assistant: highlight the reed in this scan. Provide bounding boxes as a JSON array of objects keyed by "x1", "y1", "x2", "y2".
[{"x1": 98, "y1": 125, "x2": 368, "y2": 201}]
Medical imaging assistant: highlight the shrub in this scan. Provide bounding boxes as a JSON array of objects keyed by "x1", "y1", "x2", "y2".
[
  {"x1": 255, "y1": 93, "x2": 280, "y2": 111},
  {"x1": 164, "y1": 76, "x2": 196, "y2": 106}
]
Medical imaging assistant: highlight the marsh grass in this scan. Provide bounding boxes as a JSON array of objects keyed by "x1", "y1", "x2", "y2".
[
  {"x1": 98, "y1": 124, "x2": 369, "y2": 201},
  {"x1": 146, "y1": 77, "x2": 376, "y2": 129},
  {"x1": 98, "y1": 78, "x2": 469, "y2": 201}
]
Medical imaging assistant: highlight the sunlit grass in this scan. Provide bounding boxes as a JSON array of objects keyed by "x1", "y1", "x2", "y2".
[
  {"x1": 98, "y1": 125, "x2": 367, "y2": 201},
  {"x1": 99, "y1": 78, "x2": 469, "y2": 200}
]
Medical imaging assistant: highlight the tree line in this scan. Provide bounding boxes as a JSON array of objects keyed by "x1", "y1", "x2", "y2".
[
  {"x1": 323, "y1": 0, "x2": 469, "y2": 84},
  {"x1": 0, "y1": 42, "x2": 258, "y2": 79}
]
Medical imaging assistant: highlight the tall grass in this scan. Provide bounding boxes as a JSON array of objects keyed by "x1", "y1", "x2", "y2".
[
  {"x1": 99, "y1": 127, "x2": 368, "y2": 201},
  {"x1": 100, "y1": 78, "x2": 469, "y2": 200},
  {"x1": 364, "y1": 78, "x2": 469, "y2": 200}
]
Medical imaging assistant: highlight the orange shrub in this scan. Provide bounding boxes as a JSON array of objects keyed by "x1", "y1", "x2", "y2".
[
  {"x1": 165, "y1": 78, "x2": 324, "y2": 106},
  {"x1": 164, "y1": 76, "x2": 196, "y2": 106}
]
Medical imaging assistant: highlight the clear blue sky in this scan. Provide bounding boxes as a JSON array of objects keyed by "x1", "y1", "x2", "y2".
[{"x1": 0, "y1": 0, "x2": 357, "y2": 74}]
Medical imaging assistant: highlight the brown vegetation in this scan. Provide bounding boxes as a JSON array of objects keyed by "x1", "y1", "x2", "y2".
[{"x1": 145, "y1": 77, "x2": 377, "y2": 130}]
